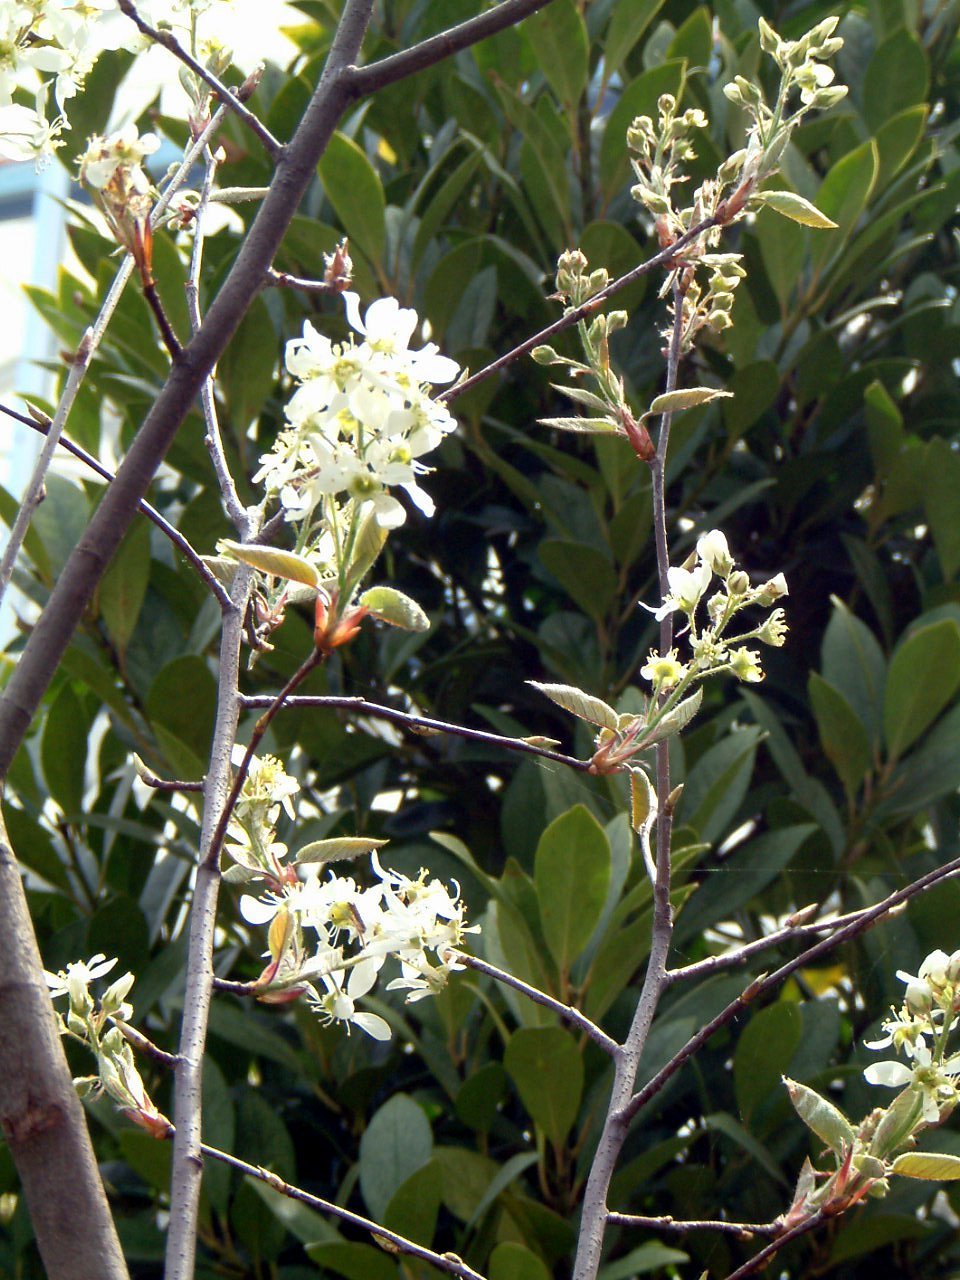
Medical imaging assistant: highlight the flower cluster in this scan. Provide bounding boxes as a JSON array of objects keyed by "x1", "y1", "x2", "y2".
[
  {"x1": 225, "y1": 755, "x2": 477, "y2": 1039},
  {"x1": 255, "y1": 293, "x2": 459, "y2": 532},
  {"x1": 625, "y1": 19, "x2": 846, "y2": 352},
  {"x1": 44, "y1": 953, "x2": 171, "y2": 1137},
  {"x1": 641, "y1": 528, "x2": 788, "y2": 691},
  {"x1": 864, "y1": 948, "x2": 960, "y2": 1124},
  {"x1": 78, "y1": 123, "x2": 159, "y2": 259}
]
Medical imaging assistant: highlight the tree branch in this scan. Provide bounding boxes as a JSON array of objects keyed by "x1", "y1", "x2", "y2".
[
  {"x1": 164, "y1": 563, "x2": 253, "y2": 1280},
  {"x1": 239, "y1": 693, "x2": 592, "y2": 771},
  {"x1": 721, "y1": 1211, "x2": 826, "y2": 1280},
  {"x1": 185, "y1": 145, "x2": 248, "y2": 529},
  {"x1": 198, "y1": 1141, "x2": 488, "y2": 1280},
  {"x1": 0, "y1": 402, "x2": 231, "y2": 608},
  {"x1": 347, "y1": 0, "x2": 561, "y2": 97},
  {"x1": 606, "y1": 1212, "x2": 782, "y2": 1239},
  {"x1": 620, "y1": 847, "x2": 960, "y2": 1127},
  {"x1": 571, "y1": 282, "x2": 687, "y2": 1280},
  {"x1": 441, "y1": 218, "x2": 718, "y2": 405},
  {"x1": 116, "y1": 0, "x2": 283, "y2": 157},
  {"x1": 0, "y1": 811, "x2": 130, "y2": 1280},
  {"x1": 454, "y1": 951, "x2": 618, "y2": 1055}
]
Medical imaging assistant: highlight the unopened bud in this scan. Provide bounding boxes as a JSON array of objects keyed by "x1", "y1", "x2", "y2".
[
  {"x1": 531, "y1": 344, "x2": 560, "y2": 364},
  {"x1": 727, "y1": 570, "x2": 750, "y2": 596}
]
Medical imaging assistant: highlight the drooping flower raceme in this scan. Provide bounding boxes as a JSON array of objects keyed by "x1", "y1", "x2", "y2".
[{"x1": 255, "y1": 293, "x2": 460, "y2": 530}]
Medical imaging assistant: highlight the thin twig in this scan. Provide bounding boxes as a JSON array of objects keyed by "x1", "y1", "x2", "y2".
[
  {"x1": 165, "y1": 563, "x2": 254, "y2": 1280},
  {"x1": 454, "y1": 951, "x2": 618, "y2": 1055},
  {"x1": 239, "y1": 693, "x2": 592, "y2": 771},
  {"x1": 203, "y1": 651, "x2": 323, "y2": 876},
  {"x1": 606, "y1": 1212, "x2": 782, "y2": 1239},
  {"x1": 0, "y1": 332, "x2": 94, "y2": 612},
  {"x1": 667, "y1": 903, "x2": 877, "y2": 983},
  {"x1": 0, "y1": 102, "x2": 235, "y2": 624},
  {"x1": 721, "y1": 1211, "x2": 827, "y2": 1280},
  {"x1": 441, "y1": 218, "x2": 717, "y2": 405},
  {"x1": 142, "y1": 280, "x2": 184, "y2": 359},
  {"x1": 117, "y1": 1022, "x2": 182, "y2": 1067},
  {"x1": 348, "y1": 0, "x2": 560, "y2": 97},
  {"x1": 263, "y1": 267, "x2": 339, "y2": 295},
  {"x1": 185, "y1": 146, "x2": 249, "y2": 531},
  {"x1": 620, "y1": 847, "x2": 960, "y2": 1127},
  {"x1": 570, "y1": 282, "x2": 688, "y2": 1280},
  {"x1": 116, "y1": 0, "x2": 283, "y2": 157},
  {"x1": 0, "y1": 402, "x2": 231, "y2": 607},
  {"x1": 198, "y1": 1141, "x2": 488, "y2": 1280}
]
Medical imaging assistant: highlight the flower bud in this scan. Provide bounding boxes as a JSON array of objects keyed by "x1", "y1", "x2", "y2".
[
  {"x1": 758, "y1": 16, "x2": 781, "y2": 55},
  {"x1": 531, "y1": 344, "x2": 560, "y2": 364},
  {"x1": 755, "y1": 572, "x2": 789, "y2": 604},
  {"x1": 727, "y1": 570, "x2": 751, "y2": 596}
]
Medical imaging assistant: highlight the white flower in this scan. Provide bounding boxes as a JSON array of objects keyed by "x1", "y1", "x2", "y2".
[
  {"x1": 644, "y1": 561, "x2": 713, "y2": 621},
  {"x1": 45, "y1": 954, "x2": 118, "y2": 1009},
  {"x1": 343, "y1": 292, "x2": 460, "y2": 384},
  {"x1": 696, "y1": 529, "x2": 732, "y2": 575},
  {"x1": 310, "y1": 955, "x2": 390, "y2": 1040}
]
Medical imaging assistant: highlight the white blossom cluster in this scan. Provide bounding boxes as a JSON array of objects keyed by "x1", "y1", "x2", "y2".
[
  {"x1": 254, "y1": 293, "x2": 460, "y2": 532},
  {"x1": 864, "y1": 948, "x2": 960, "y2": 1124},
  {"x1": 226, "y1": 755, "x2": 477, "y2": 1040},
  {"x1": 640, "y1": 528, "x2": 788, "y2": 692},
  {"x1": 0, "y1": 1, "x2": 233, "y2": 163}
]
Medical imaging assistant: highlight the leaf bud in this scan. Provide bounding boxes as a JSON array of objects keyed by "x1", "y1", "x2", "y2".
[
  {"x1": 757, "y1": 16, "x2": 781, "y2": 55},
  {"x1": 531, "y1": 344, "x2": 561, "y2": 365}
]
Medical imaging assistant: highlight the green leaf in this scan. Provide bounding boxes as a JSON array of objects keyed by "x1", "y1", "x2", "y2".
[
  {"x1": 247, "y1": 1179, "x2": 339, "y2": 1246},
  {"x1": 722, "y1": 361, "x2": 779, "y2": 442},
  {"x1": 891, "y1": 1151, "x2": 960, "y2": 1181},
  {"x1": 146, "y1": 655, "x2": 218, "y2": 780},
  {"x1": 504, "y1": 1026, "x2": 583, "y2": 1146},
  {"x1": 883, "y1": 619, "x2": 960, "y2": 760},
  {"x1": 524, "y1": 0, "x2": 589, "y2": 102},
  {"x1": 922, "y1": 437, "x2": 960, "y2": 581},
  {"x1": 597, "y1": 1243, "x2": 689, "y2": 1280},
  {"x1": 863, "y1": 29, "x2": 929, "y2": 132},
  {"x1": 810, "y1": 141, "x2": 879, "y2": 277},
  {"x1": 641, "y1": 688, "x2": 702, "y2": 747},
  {"x1": 359, "y1": 587, "x2": 430, "y2": 631},
  {"x1": 538, "y1": 539, "x2": 619, "y2": 620},
  {"x1": 456, "y1": 1063, "x2": 508, "y2": 1132},
  {"x1": 734, "y1": 1004, "x2": 802, "y2": 1123},
  {"x1": 783, "y1": 1078, "x2": 856, "y2": 1156},
  {"x1": 528, "y1": 681, "x2": 620, "y2": 730},
  {"x1": 292, "y1": 836, "x2": 387, "y2": 865},
  {"x1": 411, "y1": 148, "x2": 483, "y2": 270},
  {"x1": 534, "y1": 804, "x2": 611, "y2": 974},
  {"x1": 41, "y1": 682, "x2": 93, "y2": 816},
  {"x1": 489, "y1": 1242, "x2": 552, "y2": 1280},
  {"x1": 816, "y1": 595, "x2": 877, "y2": 718},
  {"x1": 647, "y1": 387, "x2": 733, "y2": 416},
  {"x1": 758, "y1": 190, "x2": 837, "y2": 229},
  {"x1": 703, "y1": 1112, "x2": 789, "y2": 1187},
  {"x1": 305, "y1": 1242, "x2": 398, "y2": 1280},
  {"x1": 754, "y1": 204, "x2": 806, "y2": 310},
  {"x1": 677, "y1": 725, "x2": 762, "y2": 845},
  {"x1": 99, "y1": 521, "x2": 151, "y2": 654},
  {"x1": 604, "y1": 0, "x2": 667, "y2": 74},
  {"x1": 220, "y1": 541, "x2": 320, "y2": 587},
  {"x1": 809, "y1": 673, "x2": 873, "y2": 797},
  {"x1": 318, "y1": 132, "x2": 386, "y2": 267},
  {"x1": 359, "y1": 1094, "x2": 433, "y2": 1221},
  {"x1": 383, "y1": 1160, "x2": 442, "y2": 1246},
  {"x1": 218, "y1": 295, "x2": 278, "y2": 430},
  {"x1": 676, "y1": 826, "x2": 813, "y2": 944},
  {"x1": 539, "y1": 415, "x2": 618, "y2": 435}
]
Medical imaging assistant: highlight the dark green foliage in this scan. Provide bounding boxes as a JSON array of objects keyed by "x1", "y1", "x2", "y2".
[{"x1": 4, "y1": 0, "x2": 960, "y2": 1275}]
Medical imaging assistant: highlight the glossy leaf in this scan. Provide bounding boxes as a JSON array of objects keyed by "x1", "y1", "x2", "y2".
[
  {"x1": 534, "y1": 804, "x2": 611, "y2": 974},
  {"x1": 504, "y1": 1026, "x2": 583, "y2": 1146},
  {"x1": 318, "y1": 132, "x2": 386, "y2": 267},
  {"x1": 360, "y1": 586, "x2": 430, "y2": 631},
  {"x1": 809, "y1": 672, "x2": 873, "y2": 797},
  {"x1": 883, "y1": 619, "x2": 960, "y2": 760},
  {"x1": 359, "y1": 1094, "x2": 433, "y2": 1222},
  {"x1": 758, "y1": 191, "x2": 837, "y2": 229}
]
